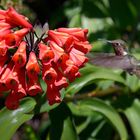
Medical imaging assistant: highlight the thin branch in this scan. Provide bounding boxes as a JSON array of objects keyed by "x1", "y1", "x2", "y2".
[{"x1": 64, "y1": 86, "x2": 122, "y2": 102}]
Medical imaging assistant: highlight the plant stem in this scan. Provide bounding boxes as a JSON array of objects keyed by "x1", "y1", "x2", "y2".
[{"x1": 64, "y1": 86, "x2": 122, "y2": 102}]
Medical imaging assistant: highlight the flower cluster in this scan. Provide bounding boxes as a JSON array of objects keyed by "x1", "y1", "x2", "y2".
[{"x1": 0, "y1": 7, "x2": 92, "y2": 110}]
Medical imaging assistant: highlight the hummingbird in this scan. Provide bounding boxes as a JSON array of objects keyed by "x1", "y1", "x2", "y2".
[{"x1": 89, "y1": 39, "x2": 140, "y2": 77}]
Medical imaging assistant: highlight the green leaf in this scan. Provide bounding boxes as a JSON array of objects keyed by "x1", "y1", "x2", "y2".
[
  {"x1": 68, "y1": 14, "x2": 81, "y2": 27},
  {"x1": 65, "y1": 69, "x2": 125, "y2": 95},
  {"x1": 80, "y1": 98, "x2": 128, "y2": 140},
  {"x1": 124, "y1": 99, "x2": 140, "y2": 140},
  {"x1": 109, "y1": 0, "x2": 136, "y2": 28},
  {"x1": 0, "y1": 97, "x2": 36, "y2": 140},
  {"x1": 88, "y1": 120, "x2": 113, "y2": 140},
  {"x1": 126, "y1": 73, "x2": 140, "y2": 92},
  {"x1": 48, "y1": 102, "x2": 78, "y2": 140},
  {"x1": 68, "y1": 102, "x2": 102, "y2": 119}
]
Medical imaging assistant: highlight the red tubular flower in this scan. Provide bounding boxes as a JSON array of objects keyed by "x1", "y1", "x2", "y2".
[
  {"x1": 0, "y1": 10, "x2": 6, "y2": 20},
  {"x1": 73, "y1": 41, "x2": 92, "y2": 54},
  {"x1": 49, "y1": 41, "x2": 65, "y2": 62},
  {"x1": 16, "y1": 68, "x2": 26, "y2": 99},
  {"x1": 42, "y1": 64, "x2": 57, "y2": 84},
  {"x1": 0, "y1": 40, "x2": 8, "y2": 56},
  {"x1": 38, "y1": 43, "x2": 54, "y2": 63},
  {"x1": 0, "y1": 22, "x2": 11, "y2": 30},
  {"x1": 0, "y1": 28, "x2": 11, "y2": 41},
  {"x1": 0, "y1": 7, "x2": 92, "y2": 109},
  {"x1": 5, "y1": 7, "x2": 32, "y2": 28},
  {"x1": 27, "y1": 79, "x2": 42, "y2": 96},
  {"x1": 47, "y1": 30, "x2": 72, "y2": 47},
  {"x1": 5, "y1": 65, "x2": 19, "y2": 91},
  {"x1": 16, "y1": 86, "x2": 26, "y2": 99},
  {"x1": 26, "y1": 52, "x2": 40, "y2": 80},
  {"x1": 5, "y1": 90, "x2": 19, "y2": 110},
  {"x1": 52, "y1": 63, "x2": 68, "y2": 89},
  {"x1": 47, "y1": 30, "x2": 75, "y2": 53},
  {"x1": 4, "y1": 28, "x2": 29, "y2": 47},
  {"x1": 69, "y1": 48, "x2": 88, "y2": 67},
  {"x1": 47, "y1": 84, "x2": 61, "y2": 105},
  {"x1": 0, "y1": 61, "x2": 14, "y2": 92},
  {"x1": 62, "y1": 59, "x2": 80, "y2": 82},
  {"x1": 5, "y1": 74, "x2": 19, "y2": 91},
  {"x1": 5, "y1": 69, "x2": 26, "y2": 109},
  {"x1": 0, "y1": 22, "x2": 11, "y2": 40},
  {"x1": 0, "y1": 55, "x2": 8, "y2": 72},
  {"x1": 57, "y1": 28, "x2": 88, "y2": 41},
  {"x1": 12, "y1": 41, "x2": 27, "y2": 67}
]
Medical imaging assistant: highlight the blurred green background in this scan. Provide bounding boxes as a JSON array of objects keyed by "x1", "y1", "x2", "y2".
[{"x1": 1, "y1": 0, "x2": 140, "y2": 140}]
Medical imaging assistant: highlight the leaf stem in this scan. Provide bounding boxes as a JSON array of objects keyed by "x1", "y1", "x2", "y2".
[{"x1": 64, "y1": 86, "x2": 122, "y2": 102}]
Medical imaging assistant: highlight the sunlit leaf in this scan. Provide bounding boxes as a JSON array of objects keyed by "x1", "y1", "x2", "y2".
[
  {"x1": 80, "y1": 98, "x2": 128, "y2": 140},
  {"x1": 65, "y1": 69, "x2": 125, "y2": 95},
  {"x1": 0, "y1": 97, "x2": 36, "y2": 140}
]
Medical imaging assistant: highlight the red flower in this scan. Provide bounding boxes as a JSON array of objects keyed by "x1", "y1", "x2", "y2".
[
  {"x1": 69, "y1": 47, "x2": 88, "y2": 67},
  {"x1": 0, "y1": 28, "x2": 11, "y2": 41},
  {"x1": 26, "y1": 52, "x2": 40, "y2": 80},
  {"x1": 5, "y1": 7, "x2": 32, "y2": 28},
  {"x1": 4, "y1": 28, "x2": 29, "y2": 47},
  {"x1": 5, "y1": 70, "x2": 19, "y2": 91},
  {"x1": 73, "y1": 41, "x2": 92, "y2": 53},
  {"x1": 16, "y1": 68, "x2": 26, "y2": 98},
  {"x1": 62, "y1": 59, "x2": 81, "y2": 82},
  {"x1": 0, "y1": 40, "x2": 8, "y2": 56},
  {"x1": 0, "y1": 55, "x2": 8, "y2": 72},
  {"x1": 53, "y1": 63, "x2": 68, "y2": 89},
  {"x1": 47, "y1": 84, "x2": 61, "y2": 105},
  {"x1": 47, "y1": 30, "x2": 73, "y2": 49},
  {"x1": 27, "y1": 79, "x2": 42, "y2": 96},
  {"x1": 38, "y1": 43, "x2": 54, "y2": 63},
  {"x1": 42, "y1": 64, "x2": 57, "y2": 84},
  {"x1": 57, "y1": 28, "x2": 88, "y2": 41},
  {"x1": 49, "y1": 41, "x2": 65, "y2": 62},
  {"x1": 0, "y1": 61, "x2": 14, "y2": 92},
  {"x1": 5, "y1": 91, "x2": 20, "y2": 110},
  {"x1": 0, "y1": 7, "x2": 92, "y2": 110},
  {"x1": 12, "y1": 41, "x2": 27, "y2": 67}
]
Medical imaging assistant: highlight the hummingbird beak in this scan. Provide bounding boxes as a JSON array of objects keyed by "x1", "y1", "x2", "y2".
[
  {"x1": 106, "y1": 40, "x2": 112, "y2": 44},
  {"x1": 98, "y1": 39, "x2": 113, "y2": 45}
]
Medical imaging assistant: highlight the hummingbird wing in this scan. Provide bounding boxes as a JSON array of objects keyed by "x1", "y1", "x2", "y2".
[{"x1": 88, "y1": 53, "x2": 135, "y2": 70}]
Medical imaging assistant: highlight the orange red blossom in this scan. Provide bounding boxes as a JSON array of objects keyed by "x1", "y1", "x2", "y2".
[{"x1": 0, "y1": 7, "x2": 92, "y2": 109}]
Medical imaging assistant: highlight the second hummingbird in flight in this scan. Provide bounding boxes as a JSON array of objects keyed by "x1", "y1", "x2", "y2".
[{"x1": 89, "y1": 39, "x2": 140, "y2": 78}]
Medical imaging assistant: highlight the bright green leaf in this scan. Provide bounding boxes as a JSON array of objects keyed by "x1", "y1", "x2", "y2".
[
  {"x1": 0, "y1": 97, "x2": 36, "y2": 140},
  {"x1": 80, "y1": 98, "x2": 128, "y2": 140},
  {"x1": 124, "y1": 99, "x2": 140, "y2": 140},
  {"x1": 65, "y1": 70, "x2": 126, "y2": 95}
]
